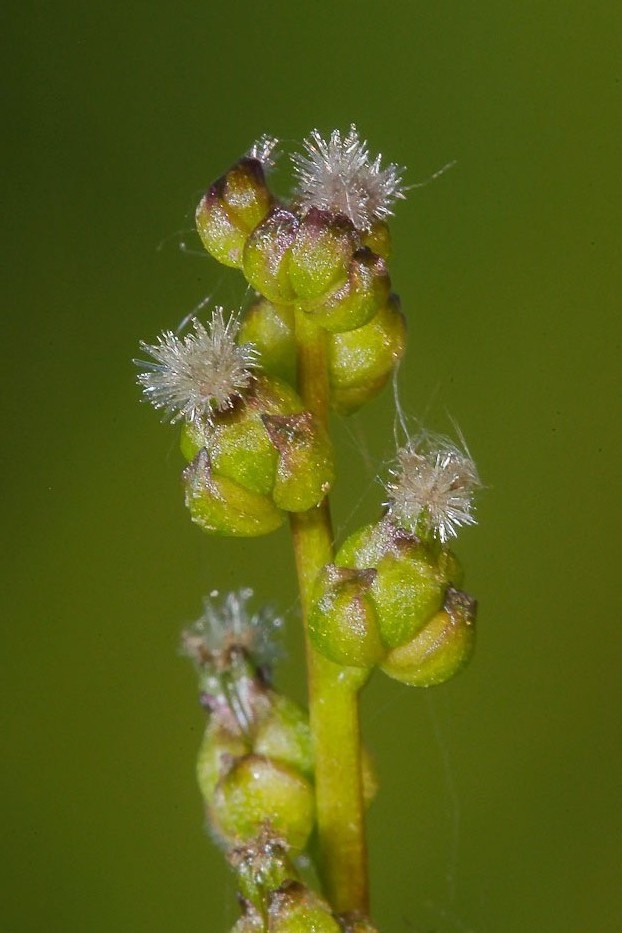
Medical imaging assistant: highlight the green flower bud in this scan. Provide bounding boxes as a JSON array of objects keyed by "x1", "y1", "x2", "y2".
[
  {"x1": 309, "y1": 248, "x2": 390, "y2": 333},
  {"x1": 335, "y1": 520, "x2": 463, "y2": 649},
  {"x1": 197, "y1": 721, "x2": 250, "y2": 802},
  {"x1": 184, "y1": 449, "x2": 284, "y2": 537},
  {"x1": 268, "y1": 882, "x2": 341, "y2": 932},
  {"x1": 253, "y1": 694, "x2": 314, "y2": 777},
  {"x1": 328, "y1": 294, "x2": 407, "y2": 414},
  {"x1": 309, "y1": 565, "x2": 383, "y2": 668},
  {"x1": 209, "y1": 755, "x2": 315, "y2": 852},
  {"x1": 261, "y1": 412, "x2": 334, "y2": 512},
  {"x1": 196, "y1": 158, "x2": 273, "y2": 268},
  {"x1": 239, "y1": 298, "x2": 296, "y2": 385},
  {"x1": 381, "y1": 587, "x2": 476, "y2": 686},
  {"x1": 243, "y1": 207, "x2": 299, "y2": 303},
  {"x1": 289, "y1": 207, "x2": 355, "y2": 301}
]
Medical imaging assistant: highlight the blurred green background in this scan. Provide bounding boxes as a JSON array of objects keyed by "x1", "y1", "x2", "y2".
[{"x1": 3, "y1": 2, "x2": 620, "y2": 931}]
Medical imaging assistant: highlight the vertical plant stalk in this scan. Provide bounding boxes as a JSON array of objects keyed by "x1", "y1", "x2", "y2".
[{"x1": 289, "y1": 306, "x2": 369, "y2": 914}]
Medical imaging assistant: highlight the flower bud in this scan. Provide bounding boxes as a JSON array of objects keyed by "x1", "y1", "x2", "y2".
[
  {"x1": 309, "y1": 248, "x2": 390, "y2": 333},
  {"x1": 253, "y1": 694, "x2": 314, "y2": 777},
  {"x1": 261, "y1": 412, "x2": 334, "y2": 512},
  {"x1": 184, "y1": 449, "x2": 284, "y2": 537},
  {"x1": 328, "y1": 294, "x2": 407, "y2": 414},
  {"x1": 238, "y1": 298, "x2": 296, "y2": 385},
  {"x1": 381, "y1": 587, "x2": 476, "y2": 686},
  {"x1": 268, "y1": 881, "x2": 341, "y2": 932},
  {"x1": 309, "y1": 565, "x2": 383, "y2": 668},
  {"x1": 243, "y1": 207, "x2": 299, "y2": 302},
  {"x1": 196, "y1": 158, "x2": 273, "y2": 268},
  {"x1": 209, "y1": 755, "x2": 315, "y2": 852},
  {"x1": 335, "y1": 520, "x2": 463, "y2": 650},
  {"x1": 288, "y1": 208, "x2": 355, "y2": 301}
]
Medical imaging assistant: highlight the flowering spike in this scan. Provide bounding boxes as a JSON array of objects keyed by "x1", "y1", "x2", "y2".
[
  {"x1": 136, "y1": 308, "x2": 259, "y2": 426},
  {"x1": 291, "y1": 125, "x2": 405, "y2": 231},
  {"x1": 386, "y1": 434, "x2": 481, "y2": 543}
]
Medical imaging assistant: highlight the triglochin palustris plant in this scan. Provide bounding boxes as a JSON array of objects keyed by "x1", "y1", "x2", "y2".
[{"x1": 136, "y1": 126, "x2": 480, "y2": 930}]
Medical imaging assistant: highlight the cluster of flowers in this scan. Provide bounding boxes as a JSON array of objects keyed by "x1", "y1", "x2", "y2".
[
  {"x1": 183, "y1": 591, "x2": 376, "y2": 932},
  {"x1": 137, "y1": 127, "x2": 480, "y2": 929}
]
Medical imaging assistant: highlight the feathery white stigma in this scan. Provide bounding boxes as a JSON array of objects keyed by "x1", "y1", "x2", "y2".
[
  {"x1": 181, "y1": 589, "x2": 283, "y2": 669},
  {"x1": 291, "y1": 125, "x2": 405, "y2": 231},
  {"x1": 248, "y1": 134, "x2": 279, "y2": 170},
  {"x1": 386, "y1": 435, "x2": 480, "y2": 543},
  {"x1": 136, "y1": 308, "x2": 258, "y2": 425}
]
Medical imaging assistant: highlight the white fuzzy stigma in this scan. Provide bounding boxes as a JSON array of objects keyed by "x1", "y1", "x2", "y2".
[
  {"x1": 291, "y1": 125, "x2": 405, "y2": 231},
  {"x1": 136, "y1": 308, "x2": 258, "y2": 426},
  {"x1": 387, "y1": 434, "x2": 480, "y2": 543}
]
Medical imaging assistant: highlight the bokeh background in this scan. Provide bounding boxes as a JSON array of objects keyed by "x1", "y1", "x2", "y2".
[{"x1": 3, "y1": 2, "x2": 620, "y2": 931}]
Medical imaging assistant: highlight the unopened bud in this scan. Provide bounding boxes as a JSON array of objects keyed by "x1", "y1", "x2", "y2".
[
  {"x1": 309, "y1": 565, "x2": 383, "y2": 668},
  {"x1": 196, "y1": 158, "x2": 273, "y2": 268},
  {"x1": 209, "y1": 755, "x2": 315, "y2": 852},
  {"x1": 184, "y1": 449, "x2": 284, "y2": 536},
  {"x1": 243, "y1": 207, "x2": 299, "y2": 302},
  {"x1": 262, "y1": 412, "x2": 335, "y2": 512},
  {"x1": 239, "y1": 298, "x2": 296, "y2": 385},
  {"x1": 381, "y1": 587, "x2": 476, "y2": 686},
  {"x1": 310, "y1": 248, "x2": 390, "y2": 333},
  {"x1": 289, "y1": 207, "x2": 355, "y2": 301},
  {"x1": 328, "y1": 294, "x2": 406, "y2": 414},
  {"x1": 335, "y1": 520, "x2": 463, "y2": 649}
]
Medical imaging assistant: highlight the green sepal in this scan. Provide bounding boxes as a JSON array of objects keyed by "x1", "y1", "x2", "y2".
[
  {"x1": 381, "y1": 587, "x2": 476, "y2": 686},
  {"x1": 328, "y1": 294, "x2": 407, "y2": 414},
  {"x1": 209, "y1": 754, "x2": 315, "y2": 852},
  {"x1": 309, "y1": 565, "x2": 384, "y2": 668},
  {"x1": 288, "y1": 207, "x2": 355, "y2": 301},
  {"x1": 184, "y1": 449, "x2": 284, "y2": 537},
  {"x1": 308, "y1": 248, "x2": 390, "y2": 333},
  {"x1": 243, "y1": 207, "x2": 299, "y2": 302},
  {"x1": 239, "y1": 298, "x2": 296, "y2": 385},
  {"x1": 196, "y1": 158, "x2": 272, "y2": 268},
  {"x1": 253, "y1": 693, "x2": 314, "y2": 777},
  {"x1": 262, "y1": 412, "x2": 335, "y2": 512},
  {"x1": 181, "y1": 375, "x2": 306, "y2": 499}
]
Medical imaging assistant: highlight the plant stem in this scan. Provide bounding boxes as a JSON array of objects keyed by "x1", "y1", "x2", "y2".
[{"x1": 288, "y1": 307, "x2": 369, "y2": 915}]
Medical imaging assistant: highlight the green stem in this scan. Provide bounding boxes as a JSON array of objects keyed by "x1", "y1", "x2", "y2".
[{"x1": 288, "y1": 307, "x2": 369, "y2": 915}]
